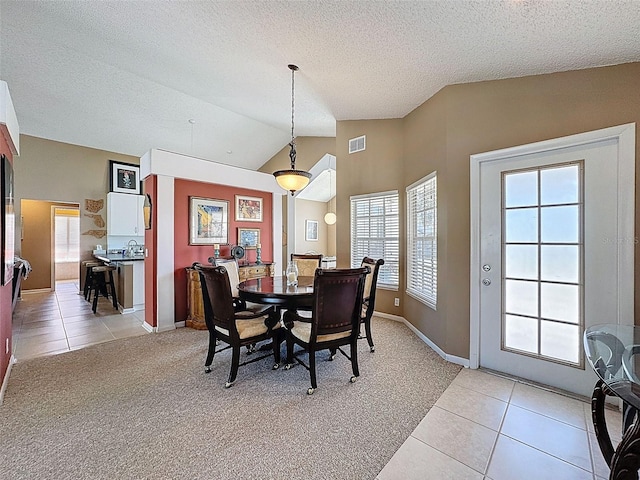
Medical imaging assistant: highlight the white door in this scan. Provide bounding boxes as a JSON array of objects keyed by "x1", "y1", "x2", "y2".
[{"x1": 472, "y1": 125, "x2": 635, "y2": 397}]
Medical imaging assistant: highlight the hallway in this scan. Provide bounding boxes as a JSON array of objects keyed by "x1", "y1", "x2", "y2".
[{"x1": 12, "y1": 280, "x2": 148, "y2": 361}]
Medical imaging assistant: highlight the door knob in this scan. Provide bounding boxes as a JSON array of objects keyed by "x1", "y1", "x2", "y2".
[{"x1": 482, "y1": 278, "x2": 491, "y2": 286}]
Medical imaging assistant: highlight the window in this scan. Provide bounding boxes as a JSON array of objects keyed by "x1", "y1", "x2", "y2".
[
  {"x1": 55, "y1": 208, "x2": 80, "y2": 263},
  {"x1": 407, "y1": 172, "x2": 437, "y2": 309},
  {"x1": 350, "y1": 191, "x2": 399, "y2": 288}
]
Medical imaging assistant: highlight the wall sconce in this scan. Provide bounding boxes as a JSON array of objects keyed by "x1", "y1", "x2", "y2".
[{"x1": 143, "y1": 193, "x2": 152, "y2": 229}]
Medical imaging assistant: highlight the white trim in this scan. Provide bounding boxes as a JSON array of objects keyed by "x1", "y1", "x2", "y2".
[
  {"x1": 469, "y1": 123, "x2": 636, "y2": 370},
  {"x1": 406, "y1": 171, "x2": 436, "y2": 192},
  {"x1": 156, "y1": 174, "x2": 175, "y2": 332},
  {"x1": 142, "y1": 321, "x2": 154, "y2": 333},
  {"x1": 174, "y1": 321, "x2": 186, "y2": 328},
  {"x1": 0, "y1": 80, "x2": 19, "y2": 155},
  {"x1": 374, "y1": 312, "x2": 470, "y2": 367},
  {"x1": 350, "y1": 189, "x2": 398, "y2": 202},
  {"x1": 0, "y1": 355, "x2": 16, "y2": 405}
]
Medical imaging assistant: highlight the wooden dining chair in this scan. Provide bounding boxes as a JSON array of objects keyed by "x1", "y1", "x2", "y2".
[
  {"x1": 196, "y1": 264, "x2": 282, "y2": 388},
  {"x1": 359, "y1": 257, "x2": 385, "y2": 352},
  {"x1": 283, "y1": 266, "x2": 369, "y2": 395},
  {"x1": 291, "y1": 253, "x2": 323, "y2": 277}
]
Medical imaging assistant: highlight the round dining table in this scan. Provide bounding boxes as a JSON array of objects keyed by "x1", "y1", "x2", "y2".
[{"x1": 237, "y1": 275, "x2": 315, "y2": 310}]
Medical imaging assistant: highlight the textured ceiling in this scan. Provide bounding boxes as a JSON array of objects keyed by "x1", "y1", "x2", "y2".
[{"x1": 1, "y1": 1, "x2": 640, "y2": 170}]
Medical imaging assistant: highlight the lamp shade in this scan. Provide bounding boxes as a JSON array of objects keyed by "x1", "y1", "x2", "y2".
[
  {"x1": 274, "y1": 169, "x2": 311, "y2": 195},
  {"x1": 324, "y1": 212, "x2": 337, "y2": 225}
]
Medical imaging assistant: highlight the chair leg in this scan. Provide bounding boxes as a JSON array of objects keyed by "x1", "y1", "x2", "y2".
[
  {"x1": 108, "y1": 270, "x2": 118, "y2": 310},
  {"x1": 308, "y1": 349, "x2": 317, "y2": 395},
  {"x1": 226, "y1": 345, "x2": 240, "y2": 388},
  {"x1": 350, "y1": 341, "x2": 360, "y2": 383},
  {"x1": 364, "y1": 317, "x2": 375, "y2": 352},
  {"x1": 329, "y1": 348, "x2": 337, "y2": 361},
  {"x1": 204, "y1": 330, "x2": 217, "y2": 373},
  {"x1": 91, "y1": 279, "x2": 100, "y2": 313}
]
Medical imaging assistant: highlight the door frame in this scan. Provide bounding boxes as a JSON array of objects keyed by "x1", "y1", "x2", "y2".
[{"x1": 469, "y1": 123, "x2": 636, "y2": 369}]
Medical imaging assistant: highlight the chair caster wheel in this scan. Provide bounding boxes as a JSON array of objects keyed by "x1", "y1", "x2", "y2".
[
  {"x1": 272, "y1": 363, "x2": 280, "y2": 370},
  {"x1": 284, "y1": 363, "x2": 293, "y2": 370},
  {"x1": 224, "y1": 381, "x2": 234, "y2": 388},
  {"x1": 204, "y1": 366, "x2": 211, "y2": 373},
  {"x1": 370, "y1": 346, "x2": 375, "y2": 353},
  {"x1": 350, "y1": 376, "x2": 358, "y2": 383},
  {"x1": 329, "y1": 354, "x2": 335, "y2": 361},
  {"x1": 307, "y1": 387, "x2": 315, "y2": 395}
]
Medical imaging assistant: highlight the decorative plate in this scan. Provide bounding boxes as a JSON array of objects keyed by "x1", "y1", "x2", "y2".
[{"x1": 231, "y1": 245, "x2": 245, "y2": 260}]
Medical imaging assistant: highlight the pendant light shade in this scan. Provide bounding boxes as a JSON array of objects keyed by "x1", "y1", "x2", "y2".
[
  {"x1": 273, "y1": 64, "x2": 312, "y2": 195},
  {"x1": 324, "y1": 212, "x2": 337, "y2": 225}
]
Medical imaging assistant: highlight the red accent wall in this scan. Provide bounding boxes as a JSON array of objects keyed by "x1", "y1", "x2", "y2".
[
  {"x1": 173, "y1": 179, "x2": 273, "y2": 322},
  {"x1": 0, "y1": 134, "x2": 13, "y2": 385},
  {"x1": 144, "y1": 175, "x2": 157, "y2": 328}
]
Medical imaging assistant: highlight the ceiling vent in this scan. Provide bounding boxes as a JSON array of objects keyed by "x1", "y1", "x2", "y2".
[{"x1": 349, "y1": 135, "x2": 366, "y2": 154}]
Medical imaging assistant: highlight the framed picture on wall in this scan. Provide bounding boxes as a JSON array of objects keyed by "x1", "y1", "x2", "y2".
[
  {"x1": 1, "y1": 154, "x2": 14, "y2": 286},
  {"x1": 109, "y1": 160, "x2": 141, "y2": 195},
  {"x1": 235, "y1": 195, "x2": 262, "y2": 222},
  {"x1": 189, "y1": 197, "x2": 229, "y2": 245},
  {"x1": 238, "y1": 227, "x2": 260, "y2": 249},
  {"x1": 305, "y1": 219, "x2": 318, "y2": 241}
]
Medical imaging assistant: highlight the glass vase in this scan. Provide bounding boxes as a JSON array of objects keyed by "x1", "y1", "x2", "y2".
[{"x1": 286, "y1": 261, "x2": 298, "y2": 287}]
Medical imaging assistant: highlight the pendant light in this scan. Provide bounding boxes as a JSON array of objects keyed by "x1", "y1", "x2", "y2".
[
  {"x1": 273, "y1": 64, "x2": 312, "y2": 195},
  {"x1": 324, "y1": 168, "x2": 336, "y2": 225}
]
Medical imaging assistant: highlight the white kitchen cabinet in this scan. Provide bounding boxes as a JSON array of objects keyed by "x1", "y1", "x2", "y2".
[{"x1": 107, "y1": 192, "x2": 145, "y2": 235}]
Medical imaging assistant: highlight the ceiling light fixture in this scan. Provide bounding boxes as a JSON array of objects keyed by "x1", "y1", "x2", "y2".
[
  {"x1": 273, "y1": 64, "x2": 311, "y2": 195},
  {"x1": 324, "y1": 168, "x2": 336, "y2": 225}
]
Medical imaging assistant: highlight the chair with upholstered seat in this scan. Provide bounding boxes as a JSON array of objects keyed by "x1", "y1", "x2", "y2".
[
  {"x1": 283, "y1": 266, "x2": 369, "y2": 395},
  {"x1": 359, "y1": 257, "x2": 385, "y2": 352},
  {"x1": 291, "y1": 253, "x2": 323, "y2": 277},
  {"x1": 196, "y1": 264, "x2": 281, "y2": 388}
]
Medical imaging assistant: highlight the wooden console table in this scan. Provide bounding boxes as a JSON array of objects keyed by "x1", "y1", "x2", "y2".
[{"x1": 185, "y1": 262, "x2": 275, "y2": 330}]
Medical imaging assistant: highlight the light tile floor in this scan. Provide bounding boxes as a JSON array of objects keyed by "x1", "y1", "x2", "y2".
[
  {"x1": 378, "y1": 368, "x2": 623, "y2": 480},
  {"x1": 12, "y1": 280, "x2": 148, "y2": 361},
  {"x1": 10, "y1": 288, "x2": 623, "y2": 479}
]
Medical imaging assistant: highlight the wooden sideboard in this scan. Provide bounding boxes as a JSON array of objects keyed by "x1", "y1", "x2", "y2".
[{"x1": 185, "y1": 262, "x2": 275, "y2": 330}]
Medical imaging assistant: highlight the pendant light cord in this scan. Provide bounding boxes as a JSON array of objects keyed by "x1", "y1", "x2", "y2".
[{"x1": 289, "y1": 64, "x2": 298, "y2": 170}]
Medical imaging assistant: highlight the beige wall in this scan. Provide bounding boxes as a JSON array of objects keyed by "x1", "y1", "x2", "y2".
[
  {"x1": 14, "y1": 135, "x2": 139, "y2": 288},
  {"x1": 336, "y1": 119, "x2": 405, "y2": 316},
  {"x1": 332, "y1": 62, "x2": 640, "y2": 360},
  {"x1": 294, "y1": 198, "x2": 328, "y2": 255}
]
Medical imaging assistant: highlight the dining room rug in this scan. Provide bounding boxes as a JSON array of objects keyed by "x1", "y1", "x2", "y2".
[{"x1": 0, "y1": 316, "x2": 461, "y2": 480}]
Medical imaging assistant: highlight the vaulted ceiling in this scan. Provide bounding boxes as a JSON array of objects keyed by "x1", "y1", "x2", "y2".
[{"x1": 1, "y1": 1, "x2": 639, "y2": 170}]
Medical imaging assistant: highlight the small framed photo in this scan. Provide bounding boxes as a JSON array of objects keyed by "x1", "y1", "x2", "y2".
[
  {"x1": 189, "y1": 197, "x2": 229, "y2": 245},
  {"x1": 109, "y1": 160, "x2": 141, "y2": 195},
  {"x1": 238, "y1": 227, "x2": 260, "y2": 250},
  {"x1": 235, "y1": 195, "x2": 263, "y2": 222},
  {"x1": 305, "y1": 220, "x2": 318, "y2": 241}
]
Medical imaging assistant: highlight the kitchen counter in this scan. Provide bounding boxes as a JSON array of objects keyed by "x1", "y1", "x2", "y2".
[{"x1": 94, "y1": 253, "x2": 145, "y2": 263}]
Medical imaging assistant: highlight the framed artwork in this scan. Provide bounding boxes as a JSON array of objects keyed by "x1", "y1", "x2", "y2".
[
  {"x1": 305, "y1": 219, "x2": 318, "y2": 241},
  {"x1": 109, "y1": 160, "x2": 141, "y2": 195},
  {"x1": 235, "y1": 195, "x2": 263, "y2": 222},
  {"x1": 238, "y1": 227, "x2": 260, "y2": 250},
  {"x1": 189, "y1": 197, "x2": 229, "y2": 245},
  {"x1": 1, "y1": 155, "x2": 14, "y2": 286}
]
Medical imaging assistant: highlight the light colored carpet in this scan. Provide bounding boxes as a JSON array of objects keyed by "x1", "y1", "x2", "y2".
[{"x1": 1, "y1": 317, "x2": 461, "y2": 480}]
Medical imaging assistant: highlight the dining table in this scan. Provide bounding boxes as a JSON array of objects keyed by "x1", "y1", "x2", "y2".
[
  {"x1": 237, "y1": 275, "x2": 315, "y2": 311},
  {"x1": 584, "y1": 323, "x2": 640, "y2": 479}
]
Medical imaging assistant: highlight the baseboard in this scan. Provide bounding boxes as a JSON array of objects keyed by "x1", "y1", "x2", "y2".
[
  {"x1": 0, "y1": 355, "x2": 16, "y2": 406},
  {"x1": 373, "y1": 311, "x2": 470, "y2": 367},
  {"x1": 142, "y1": 322, "x2": 154, "y2": 333},
  {"x1": 21, "y1": 288, "x2": 53, "y2": 295},
  {"x1": 174, "y1": 321, "x2": 185, "y2": 328}
]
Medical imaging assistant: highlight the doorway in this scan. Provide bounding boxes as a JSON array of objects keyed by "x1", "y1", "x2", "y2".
[
  {"x1": 470, "y1": 124, "x2": 635, "y2": 397},
  {"x1": 20, "y1": 199, "x2": 81, "y2": 292},
  {"x1": 53, "y1": 207, "x2": 80, "y2": 283}
]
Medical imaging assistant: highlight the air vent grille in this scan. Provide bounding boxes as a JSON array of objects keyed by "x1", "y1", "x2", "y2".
[{"x1": 349, "y1": 135, "x2": 366, "y2": 154}]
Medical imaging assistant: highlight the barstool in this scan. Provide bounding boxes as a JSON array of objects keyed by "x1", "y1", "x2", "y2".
[
  {"x1": 88, "y1": 265, "x2": 119, "y2": 313},
  {"x1": 83, "y1": 261, "x2": 102, "y2": 300}
]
